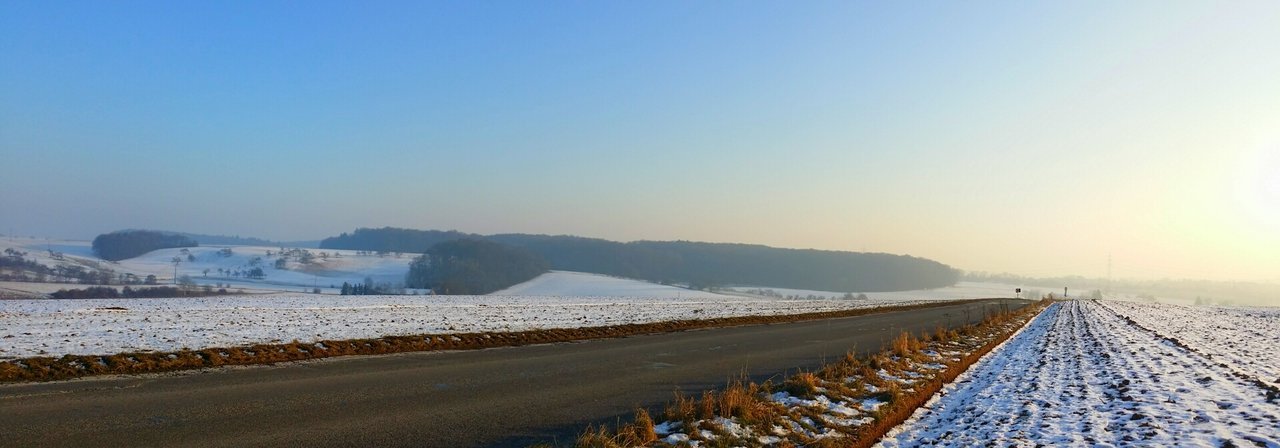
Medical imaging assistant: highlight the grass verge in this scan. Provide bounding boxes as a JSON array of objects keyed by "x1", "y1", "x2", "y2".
[
  {"x1": 564, "y1": 299, "x2": 1052, "y2": 447},
  {"x1": 0, "y1": 299, "x2": 992, "y2": 383}
]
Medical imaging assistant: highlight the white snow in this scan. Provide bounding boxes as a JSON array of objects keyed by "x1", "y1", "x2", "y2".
[
  {"x1": 1103, "y1": 300, "x2": 1280, "y2": 387},
  {"x1": 112, "y1": 245, "x2": 413, "y2": 291},
  {"x1": 724, "y1": 281, "x2": 1031, "y2": 301},
  {"x1": 879, "y1": 301, "x2": 1280, "y2": 447},
  {"x1": 0, "y1": 238, "x2": 415, "y2": 294},
  {"x1": 490, "y1": 271, "x2": 732, "y2": 298},
  {"x1": 0, "y1": 294, "x2": 930, "y2": 359},
  {"x1": 1, "y1": 237, "x2": 1033, "y2": 362}
]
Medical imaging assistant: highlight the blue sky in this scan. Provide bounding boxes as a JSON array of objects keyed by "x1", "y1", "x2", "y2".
[{"x1": 3, "y1": 1, "x2": 1279, "y2": 281}]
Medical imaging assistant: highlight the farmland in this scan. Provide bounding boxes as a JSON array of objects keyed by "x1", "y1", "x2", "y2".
[{"x1": 881, "y1": 300, "x2": 1280, "y2": 447}]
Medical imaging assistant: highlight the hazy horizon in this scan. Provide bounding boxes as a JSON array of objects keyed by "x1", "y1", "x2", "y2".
[{"x1": 4, "y1": 2, "x2": 1279, "y2": 284}]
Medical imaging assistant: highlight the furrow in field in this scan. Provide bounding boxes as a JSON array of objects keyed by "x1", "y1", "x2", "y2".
[{"x1": 880, "y1": 301, "x2": 1280, "y2": 447}]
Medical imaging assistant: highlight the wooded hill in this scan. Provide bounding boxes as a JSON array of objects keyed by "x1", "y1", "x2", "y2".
[
  {"x1": 92, "y1": 230, "x2": 198, "y2": 261},
  {"x1": 405, "y1": 239, "x2": 548, "y2": 295},
  {"x1": 322, "y1": 227, "x2": 959, "y2": 293}
]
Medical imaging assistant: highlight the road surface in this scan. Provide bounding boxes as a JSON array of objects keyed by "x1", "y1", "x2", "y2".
[{"x1": 0, "y1": 299, "x2": 1025, "y2": 447}]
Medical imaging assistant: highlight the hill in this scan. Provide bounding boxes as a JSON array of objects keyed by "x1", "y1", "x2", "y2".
[
  {"x1": 321, "y1": 227, "x2": 959, "y2": 292},
  {"x1": 491, "y1": 271, "x2": 736, "y2": 298},
  {"x1": 320, "y1": 228, "x2": 479, "y2": 253},
  {"x1": 92, "y1": 230, "x2": 198, "y2": 261}
]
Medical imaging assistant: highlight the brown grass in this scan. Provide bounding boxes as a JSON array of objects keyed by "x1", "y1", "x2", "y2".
[
  {"x1": 613, "y1": 409, "x2": 658, "y2": 447},
  {"x1": 663, "y1": 390, "x2": 700, "y2": 426},
  {"x1": 818, "y1": 351, "x2": 861, "y2": 380},
  {"x1": 562, "y1": 299, "x2": 1053, "y2": 448},
  {"x1": 889, "y1": 331, "x2": 923, "y2": 358},
  {"x1": 0, "y1": 299, "x2": 987, "y2": 383},
  {"x1": 782, "y1": 371, "x2": 821, "y2": 398},
  {"x1": 575, "y1": 424, "x2": 622, "y2": 448},
  {"x1": 842, "y1": 300, "x2": 1051, "y2": 448}
]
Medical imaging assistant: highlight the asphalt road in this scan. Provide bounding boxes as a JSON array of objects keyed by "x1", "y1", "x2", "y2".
[{"x1": 0, "y1": 299, "x2": 1025, "y2": 447}]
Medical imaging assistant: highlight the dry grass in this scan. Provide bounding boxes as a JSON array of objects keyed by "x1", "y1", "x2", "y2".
[
  {"x1": 613, "y1": 409, "x2": 658, "y2": 447},
  {"x1": 1, "y1": 300, "x2": 986, "y2": 383},
  {"x1": 817, "y1": 351, "x2": 861, "y2": 380},
  {"x1": 782, "y1": 371, "x2": 821, "y2": 398},
  {"x1": 931, "y1": 325, "x2": 954, "y2": 343},
  {"x1": 562, "y1": 299, "x2": 1054, "y2": 448},
  {"x1": 575, "y1": 424, "x2": 623, "y2": 448},
  {"x1": 889, "y1": 331, "x2": 924, "y2": 358},
  {"x1": 662, "y1": 389, "x2": 702, "y2": 429}
]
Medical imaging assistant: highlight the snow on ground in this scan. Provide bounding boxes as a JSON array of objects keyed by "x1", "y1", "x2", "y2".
[
  {"x1": 880, "y1": 300, "x2": 1280, "y2": 448},
  {"x1": 724, "y1": 282, "x2": 1032, "y2": 301},
  {"x1": 1102, "y1": 300, "x2": 1280, "y2": 388},
  {"x1": 642, "y1": 300, "x2": 1046, "y2": 447},
  {"x1": 491, "y1": 271, "x2": 734, "y2": 298},
  {"x1": 1, "y1": 237, "x2": 416, "y2": 294},
  {"x1": 1, "y1": 238, "x2": 112, "y2": 273},
  {"x1": 0, "y1": 294, "x2": 930, "y2": 359},
  {"x1": 108, "y1": 245, "x2": 413, "y2": 290}
]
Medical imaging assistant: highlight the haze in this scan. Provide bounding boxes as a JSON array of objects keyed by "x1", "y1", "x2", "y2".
[{"x1": 3, "y1": 2, "x2": 1278, "y2": 283}]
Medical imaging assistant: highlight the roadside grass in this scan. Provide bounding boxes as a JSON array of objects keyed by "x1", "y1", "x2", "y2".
[
  {"x1": 0, "y1": 300, "x2": 986, "y2": 383},
  {"x1": 564, "y1": 299, "x2": 1052, "y2": 447}
]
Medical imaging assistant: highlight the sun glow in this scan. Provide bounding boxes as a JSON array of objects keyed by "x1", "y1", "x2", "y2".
[
  {"x1": 1239, "y1": 147, "x2": 1280, "y2": 227},
  {"x1": 1262, "y1": 162, "x2": 1280, "y2": 206}
]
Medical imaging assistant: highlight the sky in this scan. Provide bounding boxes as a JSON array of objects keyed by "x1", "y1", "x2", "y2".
[{"x1": 2, "y1": 1, "x2": 1279, "y2": 282}]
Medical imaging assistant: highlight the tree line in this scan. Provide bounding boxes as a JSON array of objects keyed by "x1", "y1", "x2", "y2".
[
  {"x1": 320, "y1": 227, "x2": 477, "y2": 253},
  {"x1": 49, "y1": 285, "x2": 234, "y2": 299},
  {"x1": 340, "y1": 276, "x2": 395, "y2": 295},
  {"x1": 322, "y1": 227, "x2": 959, "y2": 293},
  {"x1": 405, "y1": 239, "x2": 548, "y2": 294},
  {"x1": 92, "y1": 230, "x2": 198, "y2": 261}
]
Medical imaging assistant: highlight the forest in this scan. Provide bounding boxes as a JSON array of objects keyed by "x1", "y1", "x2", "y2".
[
  {"x1": 324, "y1": 227, "x2": 959, "y2": 293},
  {"x1": 48, "y1": 285, "x2": 233, "y2": 299},
  {"x1": 404, "y1": 238, "x2": 549, "y2": 294},
  {"x1": 92, "y1": 230, "x2": 198, "y2": 261},
  {"x1": 320, "y1": 227, "x2": 479, "y2": 253}
]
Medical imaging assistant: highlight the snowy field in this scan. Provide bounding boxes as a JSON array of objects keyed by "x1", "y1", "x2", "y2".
[
  {"x1": 490, "y1": 271, "x2": 731, "y2": 298},
  {"x1": 0, "y1": 294, "x2": 935, "y2": 359},
  {"x1": 1102, "y1": 300, "x2": 1280, "y2": 387},
  {"x1": 1, "y1": 238, "x2": 417, "y2": 294},
  {"x1": 725, "y1": 282, "x2": 1037, "y2": 301},
  {"x1": 1, "y1": 238, "x2": 1033, "y2": 361},
  {"x1": 880, "y1": 300, "x2": 1280, "y2": 447}
]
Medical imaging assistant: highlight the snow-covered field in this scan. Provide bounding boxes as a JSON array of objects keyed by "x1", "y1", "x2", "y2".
[
  {"x1": 0, "y1": 294, "x2": 935, "y2": 359},
  {"x1": 1, "y1": 238, "x2": 416, "y2": 294},
  {"x1": 2, "y1": 238, "x2": 1033, "y2": 362},
  {"x1": 490, "y1": 271, "x2": 731, "y2": 298},
  {"x1": 725, "y1": 282, "x2": 1038, "y2": 301},
  {"x1": 1102, "y1": 300, "x2": 1280, "y2": 387},
  {"x1": 880, "y1": 300, "x2": 1280, "y2": 447}
]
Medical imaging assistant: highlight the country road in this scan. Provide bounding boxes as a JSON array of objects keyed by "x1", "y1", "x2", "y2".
[{"x1": 0, "y1": 299, "x2": 1025, "y2": 447}]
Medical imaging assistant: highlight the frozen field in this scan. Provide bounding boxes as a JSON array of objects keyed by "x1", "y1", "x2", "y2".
[
  {"x1": 490, "y1": 271, "x2": 730, "y2": 298},
  {"x1": 723, "y1": 282, "x2": 1038, "y2": 301},
  {"x1": 1102, "y1": 300, "x2": 1280, "y2": 387},
  {"x1": 0, "y1": 238, "x2": 415, "y2": 293},
  {"x1": 0, "y1": 294, "x2": 932, "y2": 359},
  {"x1": 880, "y1": 300, "x2": 1280, "y2": 447}
]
